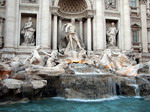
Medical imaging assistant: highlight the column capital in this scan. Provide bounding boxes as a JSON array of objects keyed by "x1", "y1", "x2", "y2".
[
  {"x1": 53, "y1": 13, "x2": 58, "y2": 16},
  {"x1": 86, "y1": 15, "x2": 93, "y2": 19},
  {"x1": 51, "y1": 6, "x2": 60, "y2": 16},
  {"x1": 139, "y1": 0, "x2": 147, "y2": 5},
  {"x1": 86, "y1": 9, "x2": 94, "y2": 18}
]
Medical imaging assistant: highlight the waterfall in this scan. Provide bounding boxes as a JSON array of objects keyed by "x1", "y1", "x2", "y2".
[
  {"x1": 69, "y1": 63, "x2": 103, "y2": 75},
  {"x1": 106, "y1": 77, "x2": 116, "y2": 96},
  {"x1": 128, "y1": 84, "x2": 140, "y2": 96},
  {"x1": 116, "y1": 77, "x2": 140, "y2": 96},
  {"x1": 124, "y1": 77, "x2": 136, "y2": 84},
  {"x1": 124, "y1": 77, "x2": 140, "y2": 96}
]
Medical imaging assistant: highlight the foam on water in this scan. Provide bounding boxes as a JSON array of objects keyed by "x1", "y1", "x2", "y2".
[
  {"x1": 69, "y1": 63, "x2": 105, "y2": 75},
  {"x1": 0, "y1": 96, "x2": 148, "y2": 112},
  {"x1": 52, "y1": 96, "x2": 143, "y2": 103}
]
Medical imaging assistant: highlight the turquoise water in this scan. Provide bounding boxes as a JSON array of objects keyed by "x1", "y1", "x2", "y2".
[{"x1": 0, "y1": 97, "x2": 150, "y2": 112}]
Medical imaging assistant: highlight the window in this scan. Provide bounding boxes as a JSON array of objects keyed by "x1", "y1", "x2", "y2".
[
  {"x1": 149, "y1": 0, "x2": 150, "y2": 7},
  {"x1": 130, "y1": 0, "x2": 137, "y2": 8},
  {"x1": 132, "y1": 30, "x2": 139, "y2": 43}
]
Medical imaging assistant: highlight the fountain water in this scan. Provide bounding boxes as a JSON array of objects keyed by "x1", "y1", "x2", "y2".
[
  {"x1": 68, "y1": 63, "x2": 104, "y2": 75},
  {"x1": 122, "y1": 77, "x2": 140, "y2": 96},
  {"x1": 128, "y1": 84, "x2": 140, "y2": 96}
]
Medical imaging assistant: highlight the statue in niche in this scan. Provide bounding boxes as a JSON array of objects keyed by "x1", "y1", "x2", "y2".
[
  {"x1": 21, "y1": 17, "x2": 36, "y2": 46},
  {"x1": 106, "y1": 22, "x2": 118, "y2": 48},
  {"x1": 105, "y1": 0, "x2": 117, "y2": 10},
  {"x1": 60, "y1": 18, "x2": 84, "y2": 53}
]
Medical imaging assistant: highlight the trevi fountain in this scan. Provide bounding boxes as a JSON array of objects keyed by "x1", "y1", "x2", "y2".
[
  {"x1": 0, "y1": 18, "x2": 150, "y2": 112},
  {"x1": 0, "y1": 0, "x2": 150, "y2": 112}
]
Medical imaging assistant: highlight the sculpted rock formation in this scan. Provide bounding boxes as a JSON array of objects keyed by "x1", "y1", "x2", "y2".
[{"x1": 0, "y1": 45, "x2": 150, "y2": 100}]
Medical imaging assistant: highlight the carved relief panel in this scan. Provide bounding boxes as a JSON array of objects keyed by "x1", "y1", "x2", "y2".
[{"x1": 105, "y1": 0, "x2": 118, "y2": 10}]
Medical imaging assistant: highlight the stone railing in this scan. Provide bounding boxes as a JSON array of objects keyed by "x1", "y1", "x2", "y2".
[{"x1": 130, "y1": 7, "x2": 140, "y2": 17}]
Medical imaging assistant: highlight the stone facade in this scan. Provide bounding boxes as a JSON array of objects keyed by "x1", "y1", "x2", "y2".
[{"x1": 0, "y1": 0, "x2": 149, "y2": 61}]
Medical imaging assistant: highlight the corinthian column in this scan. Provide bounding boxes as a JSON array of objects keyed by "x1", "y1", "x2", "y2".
[
  {"x1": 53, "y1": 15, "x2": 58, "y2": 50},
  {"x1": 41, "y1": 0, "x2": 50, "y2": 49},
  {"x1": 58, "y1": 17, "x2": 62, "y2": 43},
  {"x1": 123, "y1": 0, "x2": 132, "y2": 51},
  {"x1": 139, "y1": 0, "x2": 148, "y2": 52},
  {"x1": 79, "y1": 19, "x2": 83, "y2": 41},
  {"x1": 95, "y1": 0, "x2": 105, "y2": 50},
  {"x1": 5, "y1": 0, "x2": 17, "y2": 48},
  {"x1": 87, "y1": 17, "x2": 92, "y2": 51}
]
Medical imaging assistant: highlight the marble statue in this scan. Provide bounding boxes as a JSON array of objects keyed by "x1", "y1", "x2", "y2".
[
  {"x1": 115, "y1": 64, "x2": 145, "y2": 76},
  {"x1": 29, "y1": 46, "x2": 44, "y2": 66},
  {"x1": 24, "y1": 46, "x2": 68, "y2": 76},
  {"x1": 63, "y1": 18, "x2": 83, "y2": 52},
  {"x1": 99, "y1": 49, "x2": 115, "y2": 71},
  {"x1": 10, "y1": 57, "x2": 23, "y2": 73},
  {"x1": 24, "y1": 46, "x2": 45, "y2": 66},
  {"x1": 85, "y1": 53, "x2": 100, "y2": 68},
  {"x1": 24, "y1": 46, "x2": 59, "y2": 68},
  {"x1": 107, "y1": 22, "x2": 118, "y2": 47},
  {"x1": 46, "y1": 51, "x2": 58, "y2": 67},
  {"x1": 98, "y1": 49, "x2": 144, "y2": 76},
  {"x1": 112, "y1": 51, "x2": 133, "y2": 70},
  {"x1": 21, "y1": 17, "x2": 36, "y2": 46}
]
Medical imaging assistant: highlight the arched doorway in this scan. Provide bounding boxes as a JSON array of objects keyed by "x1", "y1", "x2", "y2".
[{"x1": 51, "y1": 0, "x2": 94, "y2": 51}]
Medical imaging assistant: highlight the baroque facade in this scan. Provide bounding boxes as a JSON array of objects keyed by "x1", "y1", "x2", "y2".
[{"x1": 0, "y1": 0, "x2": 150, "y2": 61}]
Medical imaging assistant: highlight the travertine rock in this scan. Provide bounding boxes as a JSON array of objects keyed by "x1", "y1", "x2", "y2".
[
  {"x1": 2, "y1": 79, "x2": 23, "y2": 89},
  {"x1": 31, "y1": 80, "x2": 47, "y2": 89}
]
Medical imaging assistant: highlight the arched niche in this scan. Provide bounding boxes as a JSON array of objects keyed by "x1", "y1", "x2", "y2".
[
  {"x1": 54, "y1": 0, "x2": 92, "y2": 9},
  {"x1": 51, "y1": 0, "x2": 94, "y2": 51},
  {"x1": 51, "y1": 0, "x2": 94, "y2": 19}
]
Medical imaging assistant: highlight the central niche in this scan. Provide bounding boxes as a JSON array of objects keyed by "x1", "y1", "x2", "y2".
[{"x1": 58, "y1": 0, "x2": 88, "y2": 13}]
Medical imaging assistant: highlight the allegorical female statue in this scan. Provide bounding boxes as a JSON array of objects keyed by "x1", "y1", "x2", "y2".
[
  {"x1": 21, "y1": 17, "x2": 36, "y2": 46},
  {"x1": 107, "y1": 22, "x2": 118, "y2": 47}
]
